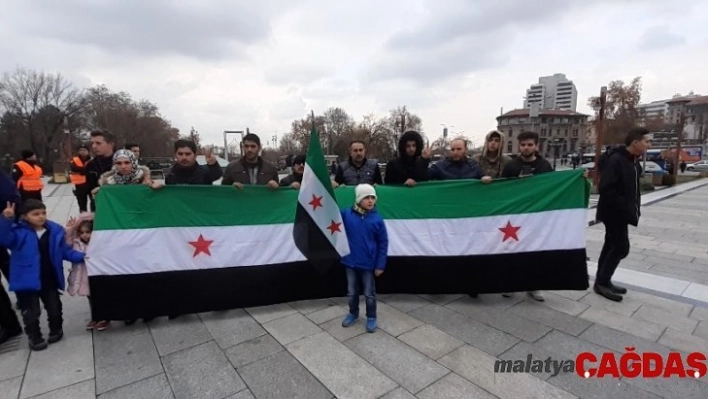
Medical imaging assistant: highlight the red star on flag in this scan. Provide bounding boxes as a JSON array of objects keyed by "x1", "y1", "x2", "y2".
[
  {"x1": 309, "y1": 194, "x2": 323, "y2": 211},
  {"x1": 189, "y1": 234, "x2": 214, "y2": 257},
  {"x1": 498, "y1": 221, "x2": 521, "y2": 242},
  {"x1": 326, "y1": 220, "x2": 342, "y2": 235}
]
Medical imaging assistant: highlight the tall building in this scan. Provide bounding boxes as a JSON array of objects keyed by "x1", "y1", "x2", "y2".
[
  {"x1": 523, "y1": 73, "x2": 578, "y2": 111},
  {"x1": 496, "y1": 109, "x2": 589, "y2": 155}
]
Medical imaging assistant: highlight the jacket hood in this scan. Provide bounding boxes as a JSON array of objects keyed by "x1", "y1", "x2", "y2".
[
  {"x1": 398, "y1": 130, "x2": 424, "y2": 160},
  {"x1": 481, "y1": 130, "x2": 506, "y2": 159}
]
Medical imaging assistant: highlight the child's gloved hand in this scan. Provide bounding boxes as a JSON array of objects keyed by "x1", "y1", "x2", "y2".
[{"x1": 375, "y1": 269, "x2": 383, "y2": 277}]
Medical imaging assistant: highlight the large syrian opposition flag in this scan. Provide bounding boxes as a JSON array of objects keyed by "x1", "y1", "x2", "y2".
[
  {"x1": 87, "y1": 170, "x2": 590, "y2": 321},
  {"x1": 293, "y1": 114, "x2": 350, "y2": 272}
]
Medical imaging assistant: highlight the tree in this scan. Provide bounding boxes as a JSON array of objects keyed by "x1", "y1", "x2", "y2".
[
  {"x1": 0, "y1": 68, "x2": 85, "y2": 168},
  {"x1": 288, "y1": 115, "x2": 326, "y2": 150},
  {"x1": 588, "y1": 77, "x2": 642, "y2": 144},
  {"x1": 183, "y1": 127, "x2": 202, "y2": 150},
  {"x1": 278, "y1": 133, "x2": 301, "y2": 154}
]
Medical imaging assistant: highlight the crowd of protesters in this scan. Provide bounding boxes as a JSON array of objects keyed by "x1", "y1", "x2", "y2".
[{"x1": 0, "y1": 125, "x2": 650, "y2": 350}]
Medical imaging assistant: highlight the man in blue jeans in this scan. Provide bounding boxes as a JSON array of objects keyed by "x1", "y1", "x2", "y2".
[{"x1": 339, "y1": 184, "x2": 389, "y2": 333}]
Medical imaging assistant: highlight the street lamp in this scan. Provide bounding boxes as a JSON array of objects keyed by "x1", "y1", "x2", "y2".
[
  {"x1": 550, "y1": 138, "x2": 565, "y2": 170},
  {"x1": 591, "y1": 86, "x2": 607, "y2": 187},
  {"x1": 223, "y1": 130, "x2": 243, "y2": 161},
  {"x1": 272, "y1": 135, "x2": 277, "y2": 149}
]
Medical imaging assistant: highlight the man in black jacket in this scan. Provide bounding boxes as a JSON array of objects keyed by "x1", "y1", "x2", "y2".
[
  {"x1": 594, "y1": 127, "x2": 651, "y2": 302},
  {"x1": 165, "y1": 140, "x2": 222, "y2": 185},
  {"x1": 86, "y1": 129, "x2": 116, "y2": 211},
  {"x1": 0, "y1": 169, "x2": 22, "y2": 344},
  {"x1": 384, "y1": 130, "x2": 431, "y2": 186},
  {"x1": 280, "y1": 154, "x2": 305, "y2": 188}
]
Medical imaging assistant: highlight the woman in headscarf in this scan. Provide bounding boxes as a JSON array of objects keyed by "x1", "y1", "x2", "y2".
[
  {"x1": 91, "y1": 149, "x2": 162, "y2": 326},
  {"x1": 92, "y1": 149, "x2": 161, "y2": 194}
]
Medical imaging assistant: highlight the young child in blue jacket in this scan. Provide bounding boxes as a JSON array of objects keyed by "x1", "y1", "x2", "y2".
[
  {"x1": 340, "y1": 184, "x2": 389, "y2": 333},
  {"x1": 0, "y1": 199, "x2": 86, "y2": 351}
]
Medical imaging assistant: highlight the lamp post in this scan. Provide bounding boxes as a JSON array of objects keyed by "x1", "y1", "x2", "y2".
[
  {"x1": 272, "y1": 135, "x2": 277, "y2": 149},
  {"x1": 550, "y1": 138, "x2": 564, "y2": 170},
  {"x1": 592, "y1": 86, "x2": 607, "y2": 187}
]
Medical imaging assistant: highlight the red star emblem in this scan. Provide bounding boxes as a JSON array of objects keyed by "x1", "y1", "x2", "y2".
[
  {"x1": 498, "y1": 221, "x2": 521, "y2": 242},
  {"x1": 326, "y1": 220, "x2": 342, "y2": 235},
  {"x1": 309, "y1": 194, "x2": 323, "y2": 211},
  {"x1": 188, "y1": 234, "x2": 214, "y2": 257}
]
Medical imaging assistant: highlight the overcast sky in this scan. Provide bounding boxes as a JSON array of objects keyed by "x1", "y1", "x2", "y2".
[{"x1": 2, "y1": 0, "x2": 706, "y2": 148}]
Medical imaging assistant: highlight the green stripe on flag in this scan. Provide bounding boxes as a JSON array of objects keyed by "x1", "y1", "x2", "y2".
[{"x1": 94, "y1": 169, "x2": 589, "y2": 231}]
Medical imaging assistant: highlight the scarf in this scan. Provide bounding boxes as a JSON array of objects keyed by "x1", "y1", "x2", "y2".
[{"x1": 111, "y1": 149, "x2": 143, "y2": 185}]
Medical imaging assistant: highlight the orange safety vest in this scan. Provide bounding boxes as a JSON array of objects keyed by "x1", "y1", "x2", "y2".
[
  {"x1": 15, "y1": 160, "x2": 44, "y2": 192},
  {"x1": 70, "y1": 157, "x2": 87, "y2": 185}
]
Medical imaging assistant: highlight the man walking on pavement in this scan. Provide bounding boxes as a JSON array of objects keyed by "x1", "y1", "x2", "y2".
[
  {"x1": 472, "y1": 130, "x2": 512, "y2": 178},
  {"x1": 86, "y1": 129, "x2": 116, "y2": 212},
  {"x1": 384, "y1": 130, "x2": 431, "y2": 186},
  {"x1": 334, "y1": 141, "x2": 383, "y2": 187},
  {"x1": 594, "y1": 127, "x2": 651, "y2": 302},
  {"x1": 70, "y1": 145, "x2": 93, "y2": 212},
  {"x1": 12, "y1": 150, "x2": 44, "y2": 202}
]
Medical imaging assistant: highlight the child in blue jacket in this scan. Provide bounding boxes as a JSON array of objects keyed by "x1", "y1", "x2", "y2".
[
  {"x1": 0, "y1": 199, "x2": 86, "y2": 351},
  {"x1": 340, "y1": 184, "x2": 389, "y2": 333}
]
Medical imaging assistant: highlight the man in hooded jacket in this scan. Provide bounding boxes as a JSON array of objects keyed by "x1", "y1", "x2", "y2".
[
  {"x1": 472, "y1": 130, "x2": 512, "y2": 178},
  {"x1": 384, "y1": 130, "x2": 431, "y2": 185}
]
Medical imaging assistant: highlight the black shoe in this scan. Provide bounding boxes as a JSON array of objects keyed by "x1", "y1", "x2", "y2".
[
  {"x1": 48, "y1": 329, "x2": 63, "y2": 344},
  {"x1": 468, "y1": 293, "x2": 478, "y2": 298},
  {"x1": 28, "y1": 335, "x2": 48, "y2": 351},
  {"x1": 142, "y1": 317, "x2": 154, "y2": 323},
  {"x1": 168, "y1": 314, "x2": 180, "y2": 320},
  {"x1": 594, "y1": 284, "x2": 623, "y2": 302},
  {"x1": 124, "y1": 319, "x2": 136, "y2": 326},
  {"x1": 609, "y1": 282, "x2": 627, "y2": 294}
]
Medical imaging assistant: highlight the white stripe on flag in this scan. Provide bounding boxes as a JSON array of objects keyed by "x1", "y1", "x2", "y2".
[{"x1": 87, "y1": 208, "x2": 586, "y2": 276}]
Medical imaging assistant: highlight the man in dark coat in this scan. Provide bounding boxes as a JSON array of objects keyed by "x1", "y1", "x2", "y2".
[
  {"x1": 279, "y1": 154, "x2": 305, "y2": 188},
  {"x1": 595, "y1": 128, "x2": 651, "y2": 302},
  {"x1": 384, "y1": 130, "x2": 431, "y2": 186},
  {"x1": 164, "y1": 140, "x2": 222, "y2": 185}
]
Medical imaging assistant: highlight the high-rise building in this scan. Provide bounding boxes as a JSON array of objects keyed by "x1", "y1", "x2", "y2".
[{"x1": 523, "y1": 73, "x2": 578, "y2": 111}]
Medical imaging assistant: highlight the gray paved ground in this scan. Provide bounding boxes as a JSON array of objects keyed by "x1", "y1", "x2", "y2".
[{"x1": 1, "y1": 181, "x2": 708, "y2": 398}]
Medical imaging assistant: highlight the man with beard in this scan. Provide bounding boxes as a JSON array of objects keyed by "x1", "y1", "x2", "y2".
[
  {"x1": 279, "y1": 154, "x2": 305, "y2": 189},
  {"x1": 165, "y1": 140, "x2": 222, "y2": 185},
  {"x1": 12, "y1": 150, "x2": 44, "y2": 202},
  {"x1": 384, "y1": 130, "x2": 431, "y2": 186},
  {"x1": 334, "y1": 141, "x2": 383, "y2": 187},
  {"x1": 472, "y1": 130, "x2": 512, "y2": 178},
  {"x1": 70, "y1": 145, "x2": 93, "y2": 212},
  {"x1": 501, "y1": 131, "x2": 557, "y2": 302},
  {"x1": 222, "y1": 133, "x2": 279, "y2": 190},
  {"x1": 86, "y1": 129, "x2": 116, "y2": 211}
]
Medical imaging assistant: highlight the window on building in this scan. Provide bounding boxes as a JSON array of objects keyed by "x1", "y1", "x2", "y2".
[
  {"x1": 507, "y1": 141, "x2": 513, "y2": 152},
  {"x1": 564, "y1": 128, "x2": 568, "y2": 137},
  {"x1": 541, "y1": 117, "x2": 547, "y2": 123},
  {"x1": 508, "y1": 129, "x2": 513, "y2": 138}
]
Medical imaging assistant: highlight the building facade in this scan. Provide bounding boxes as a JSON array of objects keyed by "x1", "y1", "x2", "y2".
[
  {"x1": 523, "y1": 73, "x2": 578, "y2": 111},
  {"x1": 496, "y1": 109, "x2": 590, "y2": 156}
]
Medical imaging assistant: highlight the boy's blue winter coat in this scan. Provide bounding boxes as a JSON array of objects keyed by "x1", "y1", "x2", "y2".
[
  {"x1": 340, "y1": 207, "x2": 389, "y2": 271},
  {"x1": 0, "y1": 217, "x2": 85, "y2": 292}
]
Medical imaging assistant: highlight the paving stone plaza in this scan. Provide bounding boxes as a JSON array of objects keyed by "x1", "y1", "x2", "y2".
[{"x1": 1, "y1": 180, "x2": 708, "y2": 398}]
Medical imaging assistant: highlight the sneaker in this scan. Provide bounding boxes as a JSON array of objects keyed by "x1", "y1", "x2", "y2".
[
  {"x1": 124, "y1": 319, "x2": 136, "y2": 326},
  {"x1": 0, "y1": 327, "x2": 22, "y2": 345},
  {"x1": 341, "y1": 314, "x2": 358, "y2": 327},
  {"x1": 501, "y1": 293, "x2": 513, "y2": 298},
  {"x1": 85, "y1": 321, "x2": 97, "y2": 330},
  {"x1": 48, "y1": 329, "x2": 63, "y2": 344},
  {"x1": 168, "y1": 314, "x2": 180, "y2": 320},
  {"x1": 527, "y1": 291, "x2": 545, "y2": 302},
  {"x1": 366, "y1": 317, "x2": 377, "y2": 333},
  {"x1": 95, "y1": 320, "x2": 111, "y2": 331}
]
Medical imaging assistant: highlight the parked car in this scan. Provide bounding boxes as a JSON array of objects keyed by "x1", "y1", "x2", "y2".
[
  {"x1": 687, "y1": 160, "x2": 708, "y2": 172},
  {"x1": 581, "y1": 160, "x2": 664, "y2": 173}
]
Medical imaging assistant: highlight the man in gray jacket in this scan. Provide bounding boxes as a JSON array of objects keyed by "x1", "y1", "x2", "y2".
[{"x1": 334, "y1": 141, "x2": 383, "y2": 187}]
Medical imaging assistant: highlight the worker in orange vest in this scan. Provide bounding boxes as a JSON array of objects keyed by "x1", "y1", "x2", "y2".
[
  {"x1": 12, "y1": 150, "x2": 44, "y2": 202},
  {"x1": 70, "y1": 145, "x2": 93, "y2": 212}
]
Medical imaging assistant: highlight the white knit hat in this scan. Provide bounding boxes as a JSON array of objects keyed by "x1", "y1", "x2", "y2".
[{"x1": 355, "y1": 184, "x2": 377, "y2": 204}]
